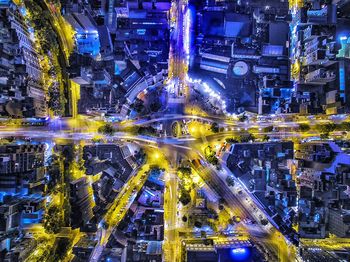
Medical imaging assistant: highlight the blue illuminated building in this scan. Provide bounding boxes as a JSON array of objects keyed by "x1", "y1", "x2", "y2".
[
  {"x1": 229, "y1": 247, "x2": 251, "y2": 261},
  {"x1": 20, "y1": 195, "x2": 45, "y2": 227},
  {"x1": 338, "y1": 58, "x2": 350, "y2": 109},
  {"x1": 114, "y1": 1, "x2": 170, "y2": 63},
  {"x1": 65, "y1": 13, "x2": 101, "y2": 57},
  {"x1": 0, "y1": 0, "x2": 10, "y2": 5}
]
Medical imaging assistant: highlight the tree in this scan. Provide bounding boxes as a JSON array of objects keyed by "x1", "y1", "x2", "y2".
[
  {"x1": 228, "y1": 218, "x2": 235, "y2": 225},
  {"x1": 98, "y1": 123, "x2": 116, "y2": 136},
  {"x1": 210, "y1": 122, "x2": 219, "y2": 133},
  {"x1": 238, "y1": 133, "x2": 255, "y2": 142},
  {"x1": 238, "y1": 113, "x2": 248, "y2": 122},
  {"x1": 53, "y1": 237, "x2": 72, "y2": 261},
  {"x1": 338, "y1": 122, "x2": 350, "y2": 131},
  {"x1": 226, "y1": 137, "x2": 238, "y2": 143},
  {"x1": 226, "y1": 176, "x2": 235, "y2": 187},
  {"x1": 137, "y1": 126, "x2": 157, "y2": 136},
  {"x1": 194, "y1": 221, "x2": 202, "y2": 228},
  {"x1": 179, "y1": 189, "x2": 191, "y2": 206},
  {"x1": 298, "y1": 123, "x2": 310, "y2": 132},
  {"x1": 172, "y1": 122, "x2": 180, "y2": 137},
  {"x1": 262, "y1": 135, "x2": 270, "y2": 142},
  {"x1": 207, "y1": 208, "x2": 218, "y2": 219},
  {"x1": 131, "y1": 98, "x2": 145, "y2": 113},
  {"x1": 315, "y1": 123, "x2": 336, "y2": 133},
  {"x1": 178, "y1": 167, "x2": 191, "y2": 177},
  {"x1": 149, "y1": 101, "x2": 162, "y2": 112},
  {"x1": 320, "y1": 133, "x2": 329, "y2": 139},
  {"x1": 263, "y1": 126, "x2": 274, "y2": 133},
  {"x1": 92, "y1": 137, "x2": 103, "y2": 143},
  {"x1": 43, "y1": 205, "x2": 64, "y2": 234},
  {"x1": 260, "y1": 219, "x2": 269, "y2": 226},
  {"x1": 204, "y1": 146, "x2": 218, "y2": 165}
]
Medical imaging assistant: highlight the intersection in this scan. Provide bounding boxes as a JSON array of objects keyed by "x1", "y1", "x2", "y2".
[{"x1": 1, "y1": 0, "x2": 350, "y2": 261}]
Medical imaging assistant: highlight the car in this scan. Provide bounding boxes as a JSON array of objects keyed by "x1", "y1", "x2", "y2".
[{"x1": 232, "y1": 216, "x2": 241, "y2": 223}]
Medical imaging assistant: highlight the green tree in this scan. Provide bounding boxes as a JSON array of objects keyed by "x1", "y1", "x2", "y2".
[
  {"x1": 263, "y1": 126, "x2": 274, "y2": 133},
  {"x1": 226, "y1": 137, "x2": 239, "y2": 143},
  {"x1": 131, "y1": 98, "x2": 145, "y2": 113},
  {"x1": 320, "y1": 133, "x2": 329, "y2": 139},
  {"x1": 338, "y1": 122, "x2": 350, "y2": 131},
  {"x1": 238, "y1": 113, "x2": 248, "y2": 122},
  {"x1": 194, "y1": 221, "x2": 202, "y2": 228},
  {"x1": 179, "y1": 189, "x2": 191, "y2": 206},
  {"x1": 150, "y1": 101, "x2": 162, "y2": 112},
  {"x1": 204, "y1": 146, "x2": 218, "y2": 165},
  {"x1": 98, "y1": 123, "x2": 116, "y2": 136},
  {"x1": 43, "y1": 205, "x2": 64, "y2": 234},
  {"x1": 171, "y1": 122, "x2": 181, "y2": 137},
  {"x1": 178, "y1": 167, "x2": 191, "y2": 177},
  {"x1": 238, "y1": 133, "x2": 255, "y2": 142},
  {"x1": 315, "y1": 123, "x2": 336, "y2": 133},
  {"x1": 92, "y1": 137, "x2": 103, "y2": 143},
  {"x1": 210, "y1": 122, "x2": 219, "y2": 133},
  {"x1": 262, "y1": 135, "x2": 270, "y2": 142},
  {"x1": 260, "y1": 219, "x2": 269, "y2": 226},
  {"x1": 137, "y1": 126, "x2": 157, "y2": 136},
  {"x1": 298, "y1": 123, "x2": 310, "y2": 132},
  {"x1": 53, "y1": 237, "x2": 72, "y2": 261},
  {"x1": 226, "y1": 176, "x2": 235, "y2": 187}
]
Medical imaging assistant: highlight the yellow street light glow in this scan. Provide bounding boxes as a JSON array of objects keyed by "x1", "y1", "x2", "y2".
[{"x1": 154, "y1": 152, "x2": 160, "y2": 159}]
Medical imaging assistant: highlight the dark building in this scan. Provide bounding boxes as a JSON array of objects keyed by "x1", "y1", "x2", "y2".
[
  {"x1": 296, "y1": 142, "x2": 350, "y2": 238},
  {"x1": 224, "y1": 141, "x2": 296, "y2": 236},
  {"x1": 190, "y1": 0, "x2": 291, "y2": 114},
  {"x1": 72, "y1": 237, "x2": 97, "y2": 261},
  {"x1": 0, "y1": 144, "x2": 46, "y2": 194},
  {"x1": 83, "y1": 144, "x2": 136, "y2": 181},
  {"x1": 69, "y1": 177, "x2": 94, "y2": 229},
  {"x1": 0, "y1": 198, "x2": 22, "y2": 232},
  {"x1": 0, "y1": 2, "x2": 46, "y2": 117}
]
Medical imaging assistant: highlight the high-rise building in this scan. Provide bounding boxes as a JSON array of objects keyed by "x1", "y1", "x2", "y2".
[
  {"x1": 0, "y1": 144, "x2": 45, "y2": 194},
  {"x1": 69, "y1": 177, "x2": 94, "y2": 229},
  {"x1": 0, "y1": 2, "x2": 47, "y2": 117}
]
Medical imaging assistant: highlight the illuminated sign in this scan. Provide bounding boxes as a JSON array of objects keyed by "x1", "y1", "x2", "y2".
[
  {"x1": 137, "y1": 29, "x2": 146, "y2": 35},
  {"x1": 233, "y1": 61, "x2": 249, "y2": 76}
]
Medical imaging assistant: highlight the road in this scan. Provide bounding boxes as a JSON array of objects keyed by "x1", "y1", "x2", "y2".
[
  {"x1": 1, "y1": 112, "x2": 346, "y2": 143},
  {"x1": 169, "y1": 0, "x2": 188, "y2": 94},
  {"x1": 5, "y1": 0, "x2": 350, "y2": 261},
  {"x1": 2, "y1": 114, "x2": 338, "y2": 261},
  {"x1": 90, "y1": 164, "x2": 151, "y2": 262},
  {"x1": 164, "y1": 166, "x2": 180, "y2": 262}
]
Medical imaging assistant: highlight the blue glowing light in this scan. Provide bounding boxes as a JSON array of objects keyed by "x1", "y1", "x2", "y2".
[
  {"x1": 314, "y1": 213, "x2": 320, "y2": 223},
  {"x1": 232, "y1": 248, "x2": 246, "y2": 254},
  {"x1": 20, "y1": 7, "x2": 26, "y2": 16},
  {"x1": 115, "y1": 63, "x2": 121, "y2": 75},
  {"x1": 230, "y1": 247, "x2": 250, "y2": 261},
  {"x1": 137, "y1": 29, "x2": 146, "y2": 35},
  {"x1": 76, "y1": 32, "x2": 101, "y2": 56}
]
